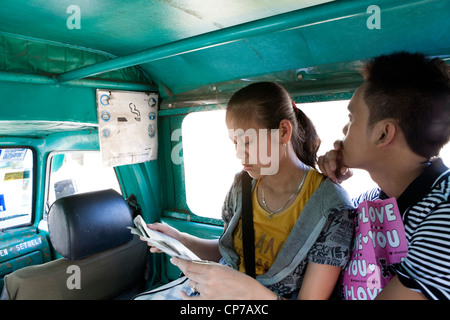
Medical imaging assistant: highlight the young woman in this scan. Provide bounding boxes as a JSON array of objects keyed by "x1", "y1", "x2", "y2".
[{"x1": 142, "y1": 82, "x2": 354, "y2": 300}]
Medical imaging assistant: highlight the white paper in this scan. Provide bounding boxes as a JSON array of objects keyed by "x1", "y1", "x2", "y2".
[
  {"x1": 96, "y1": 90, "x2": 158, "y2": 167},
  {"x1": 129, "y1": 215, "x2": 201, "y2": 261}
]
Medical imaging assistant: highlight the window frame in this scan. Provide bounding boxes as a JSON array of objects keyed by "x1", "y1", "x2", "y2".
[
  {"x1": 159, "y1": 112, "x2": 226, "y2": 227},
  {"x1": 0, "y1": 146, "x2": 36, "y2": 230},
  {"x1": 43, "y1": 150, "x2": 122, "y2": 221},
  {"x1": 181, "y1": 109, "x2": 242, "y2": 221}
]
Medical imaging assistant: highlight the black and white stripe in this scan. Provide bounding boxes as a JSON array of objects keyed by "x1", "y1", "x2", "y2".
[
  {"x1": 353, "y1": 168, "x2": 450, "y2": 300},
  {"x1": 397, "y1": 171, "x2": 450, "y2": 300}
]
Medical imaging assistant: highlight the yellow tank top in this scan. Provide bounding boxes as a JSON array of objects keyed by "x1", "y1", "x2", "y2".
[{"x1": 233, "y1": 168, "x2": 324, "y2": 276}]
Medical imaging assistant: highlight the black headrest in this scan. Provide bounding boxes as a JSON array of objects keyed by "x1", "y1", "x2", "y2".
[{"x1": 48, "y1": 189, "x2": 133, "y2": 260}]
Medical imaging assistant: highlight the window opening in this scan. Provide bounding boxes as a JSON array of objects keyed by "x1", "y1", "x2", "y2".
[
  {"x1": 0, "y1": 148, "x2": 33, "y2": 229},
  {"x1": 45, "y1": 151, "x2": 122, "y2": 219}
]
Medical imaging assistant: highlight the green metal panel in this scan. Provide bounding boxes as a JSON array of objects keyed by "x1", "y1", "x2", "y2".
[
  {"x1": 0, "y1": 230, "x2": 51, "y2": 292},
  {"x1": 0, "y1": 81, "x2": 96, "y2": 124},
  {"x1": 141, "y1": 0, "x2": 450, "y2": 97},
  {"x1": 0, "y1": 0, "x2": 448, "y2": 99},
  {"x1": 115, "y1": 161, "x2": 163, "y2": 224},
  {"x1": 0, "y1": 0, "x2": 334, "y2": 56},
  {"x1": 158, "y1": 116, "x2": 176, "y2": 212},
  {"x1": 169, "y1": 115, "x2": 189, "y2": 212},
  {"x1": 0, "y1": 34, "x2": 150, "y2": 83},
  {"x1": 158, "y1": 113, "x2": 191, "y2": 215}
]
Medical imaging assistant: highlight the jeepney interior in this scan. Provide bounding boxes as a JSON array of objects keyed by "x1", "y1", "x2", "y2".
[{"x1": 0, "y1": 0, "x2": 448, "y2": 299}]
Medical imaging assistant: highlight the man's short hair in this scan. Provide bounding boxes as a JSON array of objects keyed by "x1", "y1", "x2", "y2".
[{"x1": 363, "y1": 51, "x2": 449, "y2": 159}]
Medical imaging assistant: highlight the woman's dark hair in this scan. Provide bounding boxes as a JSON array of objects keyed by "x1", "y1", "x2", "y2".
[
  {"x1": 363, "y1": 51, "x2": 450, "y2": 159},
  {"x1": 226, "y1": 82, "x2": 320, "y2": 167}
]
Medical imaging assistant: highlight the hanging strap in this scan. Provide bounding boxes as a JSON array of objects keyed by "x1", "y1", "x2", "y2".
[{"x1": 241, "y1": 171, "x2": 255, "y2": 278}]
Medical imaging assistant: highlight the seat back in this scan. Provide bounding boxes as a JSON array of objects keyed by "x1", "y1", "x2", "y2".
[{"x1": 2, "y1": 189, "x2": 148, "y2": 300}]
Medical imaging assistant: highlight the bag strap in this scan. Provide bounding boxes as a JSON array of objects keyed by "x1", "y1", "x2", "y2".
[{"x1": 241, "y1": 171, "x2": 255, "y2": 278}]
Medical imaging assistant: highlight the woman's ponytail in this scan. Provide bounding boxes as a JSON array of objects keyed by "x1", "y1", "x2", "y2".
[{"x1": 291, "y1": 106, "x2": 321, "y2": 168}]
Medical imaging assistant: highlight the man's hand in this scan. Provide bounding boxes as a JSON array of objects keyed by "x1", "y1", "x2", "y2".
[{"x1": 317, "y1": 140, "x2": 353, "y2": 183}]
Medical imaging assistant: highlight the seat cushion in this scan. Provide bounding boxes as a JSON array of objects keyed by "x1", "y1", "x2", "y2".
[{"x1": 3, "y1": 236, "x2": 147, "y2": 300}]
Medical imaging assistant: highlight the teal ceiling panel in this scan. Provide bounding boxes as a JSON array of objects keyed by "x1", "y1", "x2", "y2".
[{"x1": 0, "y1": 0, "x2": 448, "y2": 100}]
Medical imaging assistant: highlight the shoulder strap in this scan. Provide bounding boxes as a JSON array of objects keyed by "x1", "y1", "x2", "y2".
[{"x1": 241, "y1": 171, "x2": 255, "y2": 278}]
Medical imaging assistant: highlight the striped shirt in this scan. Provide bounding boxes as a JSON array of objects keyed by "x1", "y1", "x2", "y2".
[{"x1": 353, "y1": 158, "x2": 450, "y2": 300}]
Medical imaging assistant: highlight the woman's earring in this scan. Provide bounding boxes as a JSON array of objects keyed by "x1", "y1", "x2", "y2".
[{"x1": 283, "y1": 143, "x2": 287, "y2": 157}]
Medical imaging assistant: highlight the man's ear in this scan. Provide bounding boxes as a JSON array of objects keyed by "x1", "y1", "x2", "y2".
[{"x1": 375, "y1": 120, "x2": 396, "y2": 147}]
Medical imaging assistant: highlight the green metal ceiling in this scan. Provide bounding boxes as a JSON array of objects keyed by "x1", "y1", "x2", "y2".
[
  {"x1": 0, "y1": 0, "x2": 333, "y2": 54},
  {"x1": 0, "y1": 0, "x2": 448, "y2": 101}
]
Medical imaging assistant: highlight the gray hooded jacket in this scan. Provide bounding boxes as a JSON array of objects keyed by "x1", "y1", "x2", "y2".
[{"x1": 218, "y1": 171, "x2": 355, "y2": 298}]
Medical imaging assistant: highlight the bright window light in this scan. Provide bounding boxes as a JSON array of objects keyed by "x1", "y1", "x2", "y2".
[
  {"x1": 299, "y1": 100, "x2": 378, "y2": 199},
  {"x1": 182, "y1": 102, "x2": 450, "y2": 219},
  {"x1": 183, "y1": 110, "x2": 242, "y2": 219}
]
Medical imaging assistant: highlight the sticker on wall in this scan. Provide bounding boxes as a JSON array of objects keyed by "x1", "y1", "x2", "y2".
[
  {"x1": 96, "y1": 90, "x2": 158, "y2": 167},
  {"x1": 0, "y1": 149, "x2": 28, "y2": 162},
  {"x1": 4, "y1": 170, "x2": 30, "y2": 181},
  {"x1": 0, "y1": 194, "x2": 5, "y2": 212}
]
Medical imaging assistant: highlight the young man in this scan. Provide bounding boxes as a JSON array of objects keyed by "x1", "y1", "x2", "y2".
[{"x1": 318, "y1": 51, "x2": 449, "y2": 300}]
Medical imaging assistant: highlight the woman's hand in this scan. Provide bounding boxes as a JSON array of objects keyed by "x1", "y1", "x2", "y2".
[
  {"x1": 143, "y1": 223, "x2": 183, "y2": 254},
  {"x1": 171, "y1": 258, "x2": 277, "y2": 300},
  {"x1": 143, "y1": 224, "x2": 221, "y2": 261}
]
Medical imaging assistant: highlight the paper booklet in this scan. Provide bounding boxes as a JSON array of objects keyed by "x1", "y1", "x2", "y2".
[{"x1": 128, "y1": 215, "x2": 202, "y2": 261}]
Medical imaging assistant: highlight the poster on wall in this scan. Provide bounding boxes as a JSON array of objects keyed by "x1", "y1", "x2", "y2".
[{"x1": 96, "y1": 90, "x2": 158, "y2": 167}]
